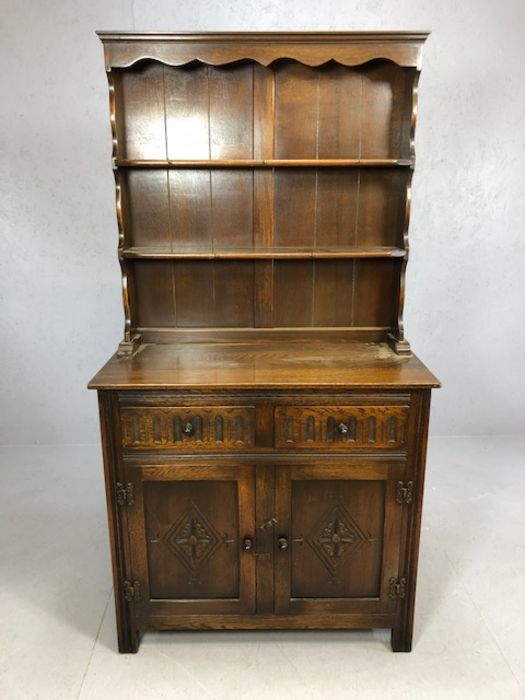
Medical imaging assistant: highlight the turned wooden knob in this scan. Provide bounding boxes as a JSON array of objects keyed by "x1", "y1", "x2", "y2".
[{"x1": 278, "y1": 536, "x2": 289, "y2": 550}]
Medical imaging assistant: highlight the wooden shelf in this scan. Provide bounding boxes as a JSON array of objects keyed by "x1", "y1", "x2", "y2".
[
  {"x1": 105, "y1": 37, "x2": 420, "y2": 355},
  {"x1": 89, "y1": 339, "x2": 440, "y2": 390},
  {"x1": 115, "y1": 158, "x2": 413, "y2": 169},
  {"x1": 121, "y1": 246, "x2": 407, "y2": 260}
]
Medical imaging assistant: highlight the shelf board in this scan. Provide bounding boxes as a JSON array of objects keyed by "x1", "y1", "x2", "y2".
[
  {"x1": 121, "y1": 246, "x2": 407, "y2": 260},
  {"x1": 115, "y1": 158, "x2": 413, "y2": 169}
]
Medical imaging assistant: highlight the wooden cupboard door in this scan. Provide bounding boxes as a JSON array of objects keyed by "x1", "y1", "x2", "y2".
[
  {"x1": 126, "y1": 464, "x2": 256, "y2": 616},
  {"x1": 274, "y1": 463, "x2": 403, "y2": 614}
]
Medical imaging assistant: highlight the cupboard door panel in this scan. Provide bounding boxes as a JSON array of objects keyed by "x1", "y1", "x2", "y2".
[
  {"x1": 274, "y1": 463, "x2": 403, "y2": 614},
  {"x1": 146, "y1": 480, "x2": 239, "y2": 599},
  {"x1": 126, "y1": 464, "x2": 256, "y2": 616},
  {"x1": 290, "y1": 479, "x2": 384, "y2": 598}
]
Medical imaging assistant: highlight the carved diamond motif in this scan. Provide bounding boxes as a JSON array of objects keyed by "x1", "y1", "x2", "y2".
[
  {"x1": 307, "y1": 502, "x2": 370, "y2": 576},
  {"x1": 163, "y1": 501, "x2": 224, "y2": 574}
]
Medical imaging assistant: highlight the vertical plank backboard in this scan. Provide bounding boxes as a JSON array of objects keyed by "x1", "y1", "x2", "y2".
[
  {"x1": 274, "y1": 61, "x2": 319, "y2": 158},
  {"x1": 317, "y1": 64, "x2": 362, "y2": 157},
  {"x1": 118, "y1": 63, "x2": 167, "y2": 160},
  {"x1": 164, "y1": 64, "x2": 210, "y2": 159},
  {"x1": 122, "y1": 170, "x2": 170, "y2": 248},
  {"x1": 209, "y1": 65, "x2": 254, "y2": 159}
]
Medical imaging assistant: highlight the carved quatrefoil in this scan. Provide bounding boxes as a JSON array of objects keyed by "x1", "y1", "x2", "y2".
[
  {"x1": 163, "y1": 501, "x2": 224, "y2": 574},
  {"x1": 307, "y1": 503, "x2": 371, "y2": 576}
]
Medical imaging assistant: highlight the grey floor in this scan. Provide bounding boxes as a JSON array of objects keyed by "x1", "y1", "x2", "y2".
[{"x1": 0, "y1": 437, "x2": 524, "y2": 700}]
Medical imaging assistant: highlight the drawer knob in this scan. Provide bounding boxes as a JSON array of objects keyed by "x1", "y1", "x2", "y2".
[
  {"x1": 242, "y1": 537, "x2": 254, "y2": 551},
  {"x1": 338, "y1": 422, "x2": 349, "y2": 435},
  {"x1": 278, "y1": 536, "x2": 289, "y2": 551},
  {"x1": 183, "y1": 421, "x2": 194, "y2": 435}
]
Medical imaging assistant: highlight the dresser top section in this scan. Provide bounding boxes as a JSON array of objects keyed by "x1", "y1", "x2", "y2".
[
  {"x1": 96, "y1": 31, "x2": 430, "y2": 70},
  {"x1": 89, "y1": 340, "x2": 439, "y2": 390}
]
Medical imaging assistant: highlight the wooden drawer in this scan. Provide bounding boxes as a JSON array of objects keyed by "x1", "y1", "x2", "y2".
[
  {"x1": 275, "y1": 405, "x2": 409, "y2": 449},
  {"x1": 120, "y1": 406, "x2": 255, "y2": 450}
]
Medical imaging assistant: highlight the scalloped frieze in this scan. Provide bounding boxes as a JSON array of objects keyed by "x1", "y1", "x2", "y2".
[{"x1": 99, "y1": 35, "x2": 428, "y2": 70}]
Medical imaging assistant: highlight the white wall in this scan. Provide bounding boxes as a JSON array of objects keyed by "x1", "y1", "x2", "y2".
[{"x1": 1, "y1": 0, "x2": 524, "y2": 444}]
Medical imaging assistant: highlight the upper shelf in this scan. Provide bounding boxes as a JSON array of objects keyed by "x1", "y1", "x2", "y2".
[
  {"x1": 115, "y1": 158, "x2": 414, "y2": 169},
  {"x1": 121, "y1": 246, "x2": 407, "y2": 260},
  {"x1": 97, "y1": 31, "x2": 430, "y2": 70}
]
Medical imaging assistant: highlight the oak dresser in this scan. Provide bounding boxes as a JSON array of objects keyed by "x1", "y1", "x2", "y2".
[{"x1": 89, "y1": 31, "x2": 440, "y2": 653}]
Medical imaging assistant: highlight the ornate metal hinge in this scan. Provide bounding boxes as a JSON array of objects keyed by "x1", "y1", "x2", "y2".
[
  {"x1": 395, "y1": 480, "x2": 413, "y2": 505},
  {"x1": 116, "y1": 482, "x2": 134, "y2": 506},
  {"x1": 123, "y1": 579, "x2": 141, "y2": 602},
  {"x1": 389, "y1": 576, "x2": 407, "y2": 599}
]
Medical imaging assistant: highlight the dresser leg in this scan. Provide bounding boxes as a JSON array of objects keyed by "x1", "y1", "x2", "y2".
[
  {"x1": 390, "y1": 625, "x2": 413, "y2": 652},
  {"x1": 117, "y1": 624, "x2": 141, "y2": 654},
  {"x1": 390, "y1": 590, "x2": 416, "y2": 652}
]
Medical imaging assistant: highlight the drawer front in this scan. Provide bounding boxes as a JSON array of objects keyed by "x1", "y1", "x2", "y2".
[
  {"x1": 120, "y1": 406, "x2": 255, "y2": 450},
  {"x1": 275, "y1": 405, "x2": 409, "y2": 450}
]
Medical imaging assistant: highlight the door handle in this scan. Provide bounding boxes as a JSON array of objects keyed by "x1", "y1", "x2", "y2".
[{"x1": 277, "y1": 536, "x2": 289, "y2": 551}]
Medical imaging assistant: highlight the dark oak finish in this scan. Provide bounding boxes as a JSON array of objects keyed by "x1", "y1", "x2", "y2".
[
  {"x1": 116, "y1": 158, "x2": 413, "y2": 167},
  {"x1": 274, "y1": 404, "x2": 409, "y2": 450},
  {"x1": 273, "y1": 462, "x2": 403, "y2": 613},
  {"x1": 120, "y1": 405, "x2": 255, "y2": 450},
  {"x1": 126, "y1": 463, "x2": 256, "y2": 616},
  {"x1": 90, "y1": 31, "x2": 438, "y2": 653},
  {"x1": 121, "y1": 246, "x2": 407, "y2": 260},
  {"x1": 99, "y1": 31, "x2": 428, "y2": 355},
  {"x1": 89, "y1": 340, "x2": 439, "y2": 390}
]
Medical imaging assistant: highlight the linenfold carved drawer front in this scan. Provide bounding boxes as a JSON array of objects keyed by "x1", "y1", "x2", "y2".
[
  {"x1": 120, "y1": 406, "x2": 255, "y2": 449},
  {"x1": 275, "y1": 406, "x2": 409, "y2": 449}
]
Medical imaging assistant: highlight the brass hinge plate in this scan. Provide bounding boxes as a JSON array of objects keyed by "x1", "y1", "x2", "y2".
[
  {"x1": 116, "y1": 482, "x2": 134, "y2": 506},
  {"x1": 389, "y1": 576, "x2": 407, "y2": 599},
  {"x1": 396, "y1": 480, "x2": 413, "y2": 505},
  {"x1": 123, "y1": 579, "x2": 141, "y2": 602}
]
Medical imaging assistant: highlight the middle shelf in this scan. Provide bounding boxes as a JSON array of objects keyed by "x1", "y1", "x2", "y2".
[
  {"x1": 115, "y1": 158, "x2": 414, "y2": 169},
  {"x1": 120, "y1": 246, "x2": 407, "y2": 260}
]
